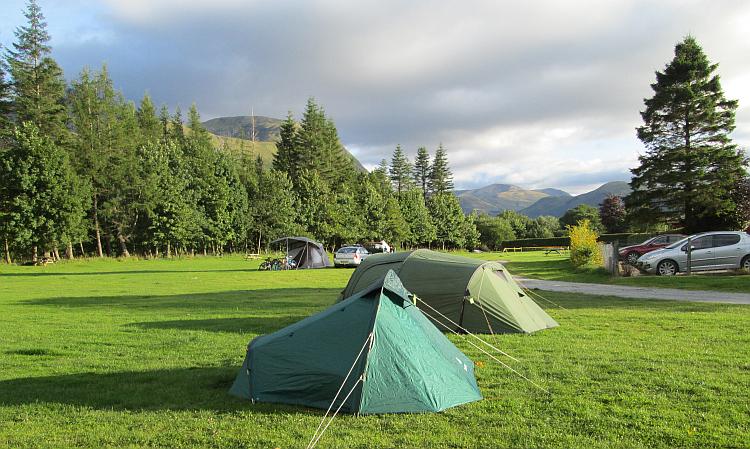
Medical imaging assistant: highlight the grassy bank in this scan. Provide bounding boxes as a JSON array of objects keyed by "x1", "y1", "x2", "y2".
[{"x1": 0, "y1": 256, "x2": 748, "y2": 448}]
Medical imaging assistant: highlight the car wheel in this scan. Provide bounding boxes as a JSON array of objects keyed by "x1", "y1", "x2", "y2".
[
  {"x1": 657, "y1": 260, "x2": 678, "y2": 276},
  {"x1": 742, "y1": 255, "x2": 750, "y2": 271},
  {"x1": 626, "y1": 252, "x2": 640, "y2": 265}
]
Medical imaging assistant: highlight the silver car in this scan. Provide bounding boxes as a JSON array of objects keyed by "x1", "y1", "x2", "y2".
[
  {"x1": 333, "y1": 246, "x2": 370, "y2": 267},
  {"x1": 636, "y1": 231, "x2": 750, "y2": 275}
]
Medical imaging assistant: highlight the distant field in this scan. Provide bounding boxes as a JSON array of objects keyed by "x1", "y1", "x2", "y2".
[
  {"x1": 1, "y1": 256, "x2": 748, "y2": 448},
  {"x1": 460, "y1": 251, "x2": 750, "y2": 293},
  {"x1": 209, "y1": 134, "x2": 278, "y2": 166}
]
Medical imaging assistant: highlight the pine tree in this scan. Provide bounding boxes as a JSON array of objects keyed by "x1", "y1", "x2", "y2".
[
  {"x1": 0, "y1": 49, "x2": 12, "y2": 138},
  {"x1": 137, "y1": 93, "x2": 161, "y2": 143},
  {"x1": 273, "y1": 111, "x2": 299, "y2": 180},
  {"x1": 429, "y1": 144, "x2": 454, "y2": 194},
  {"x1": 599, "y1": 195, "x2": 627, "y2": 233},
  {"x1": 628, "y1": 36, "x2": 748, "y2": 233},
  {"x1": 5, "y1": 0, "x2": 68, "y2": 143},
  {"x1": 413, "y1": 146, "x2": 431, "y2": 199},
  {"x1": 389, "y1": 145, "x2": 413, "y2": 195}
]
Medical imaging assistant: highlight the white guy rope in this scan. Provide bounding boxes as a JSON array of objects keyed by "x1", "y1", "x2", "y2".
[
  {"x1": 305, "y1": 332, "x2": 373, "y2": 449},
  {"x1": 417, "y1": 307, "x2": 550, "y2": 394},
  {"x1": 412, "y1": 296, "x2": 519, "y2": 363},
  {"x1": 307, "y1": 376, "x2": 364, "y2": 449},
  {"x1": 515, "y1": 279, "x2": 569, "y2": 311}
]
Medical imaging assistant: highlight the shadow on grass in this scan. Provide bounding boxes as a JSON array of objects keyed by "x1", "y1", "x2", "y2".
[
  {"x1": 129, "y1": 316, "x2": 309, "y2": 334},
  {"x1": 0, "y1": 367, "x2": 306, "y2": 413},
  {"x1": 22, "y1": 288, "x2": 343, "y2": 312}
]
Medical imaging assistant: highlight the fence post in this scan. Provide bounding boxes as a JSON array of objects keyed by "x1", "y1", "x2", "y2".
[
  {"x1": 686, "y1": 237, "x2": 692, "y2": 276},
  {"x1": 612, "y1": 241, "x2": 619, "y2": 277}
]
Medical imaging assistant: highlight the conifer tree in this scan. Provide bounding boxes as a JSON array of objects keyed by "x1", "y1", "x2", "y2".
[
  {"x1": 273, "y1": 111, "x2": 299, "y2": 180},
  {"x1": 628, "y1": 36, "x2": 748, "y2": 233},
  {"x1": 137, "y1": 94, "x2": 161, "y2": 143},
  {"x1": 413, "y1": 146, "x2": 431, "y2": 199},
  {"x1": 389, "y1": 145, "x2": 413, "y2": 195},
  {"x1": 5, "y1": 0, "x2": 68, "y2": 143},
  {"x1": 0, "y1": 50, "x2": 12, "y2": 138},
  {"x1": 429, "y1": 144, "x2": 454, "y2": 194}
]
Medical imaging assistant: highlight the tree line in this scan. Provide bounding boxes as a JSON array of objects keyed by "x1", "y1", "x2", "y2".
[{"x1": 0, "y1": 1, "x2": 487, "y2": 263}]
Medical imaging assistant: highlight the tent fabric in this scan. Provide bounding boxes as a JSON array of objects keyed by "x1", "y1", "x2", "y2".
[
  {"x1": 270, "y1": 236, "x2": 332, "y2": 269},
  {"x1": 229, "y1": 270, "x2": 482, "y2": 414},
  {"x1": 341, "y1": 249, "x2": 558, "y2": 334}
]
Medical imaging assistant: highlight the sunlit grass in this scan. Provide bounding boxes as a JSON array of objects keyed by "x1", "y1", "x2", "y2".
[{"x1": 0, "y1": 256, "x2": 748, "y2": 448}]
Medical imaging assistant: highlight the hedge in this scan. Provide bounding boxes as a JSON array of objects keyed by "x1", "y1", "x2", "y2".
[{"x1": 499, "y1": 232, "x2": 673, "y2": 249}]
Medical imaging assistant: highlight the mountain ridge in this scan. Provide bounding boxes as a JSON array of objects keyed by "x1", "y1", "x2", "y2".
[
  {"x1": 457, "y1": 183, "x2": 570, "y2": 214},
  {"x1": 520, "y1": 181, "x2": 631, "y2": 218}
]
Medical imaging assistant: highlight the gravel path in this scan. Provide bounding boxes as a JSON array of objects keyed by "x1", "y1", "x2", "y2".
[{"x1": 516, "y1": 278, "x2": 750, "y2": 305}]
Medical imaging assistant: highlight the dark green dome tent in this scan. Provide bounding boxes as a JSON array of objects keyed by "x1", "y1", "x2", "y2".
[
  {"x1": 341, "y1": 250, "x2": 558, "y2": 334},
  {"x1": 230, "y1": 270, "x2": 482, "y2": 414},
  {"x1": 270, "y1": 236, "x2": 331, "y2": 269}
]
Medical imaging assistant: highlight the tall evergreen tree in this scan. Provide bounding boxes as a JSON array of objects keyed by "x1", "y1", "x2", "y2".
[
  {"x1": 429, "y1": 144, "x2": 454, "y2": 194},
  {"x1": 0, "y1": 49, "x2": 12, "y2": 138},
  {"x1": 137, "y1": 93, "x2": 161, "y2": 143},
  {"x1": 5, "y1": 0, "x2": 68, "y2": 143},
  {"x1": 412, "y1": 146, "x2": 431, "y2": 199},
  {"x1": 389, "y1": 145, "x2": 413, "y2": 195},
  {"x1": 273, "y1": 111, "x2": 299, "y2": 180},
  {"x1": 628, "y1": 36, "x2": 748, "y2": 233}
]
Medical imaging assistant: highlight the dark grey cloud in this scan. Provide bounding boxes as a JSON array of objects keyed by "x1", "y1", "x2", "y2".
[{"x1": 2, "y1": 0, "x2": 750, "y2": 193}]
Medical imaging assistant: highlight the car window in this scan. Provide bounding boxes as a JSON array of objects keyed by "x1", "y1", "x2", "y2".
[
  {"x1": 337, "y1": 248, "x2": 356, "y2": 254},
  {"x1": 690, "y1": 236, "x2": 712, "y2": 250},
  {"x1": 651, "y1": 236, "x2": 667, "y2": 245},
  {"x1": 713, "y1": 234, "x2": 741, "y2": 247}
]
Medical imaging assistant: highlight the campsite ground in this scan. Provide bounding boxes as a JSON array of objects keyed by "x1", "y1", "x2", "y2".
[
  {"x1": 463, "y1": 251, "x2": 750, "y2": 293},
  {"x1": 1, "y1": 256, "x2": 748, "y2": 448}
]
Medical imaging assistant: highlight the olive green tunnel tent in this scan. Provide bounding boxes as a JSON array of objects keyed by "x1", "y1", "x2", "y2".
[
  {"x1": 270, "y1": 236, "x2": 331, "y2": 269},
  {"x1": 229, "y1": 270, "x2": 482, "y2": 414},
  {"x1": 340, "y1": 249, "x2": 558, "y2": 334}
]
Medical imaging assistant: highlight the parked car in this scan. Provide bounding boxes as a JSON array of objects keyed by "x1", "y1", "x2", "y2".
[
  {"x1": 363, "y1": 240, "x2": 392, "y2": 254},
  {"x1": 635, "y1": 231, "x2": 750, "y2": 275},
  {"x1": 618, "y1": 234, "x2": 686, "y2": 265},
  {"x1": 334, "y1": 246, "x2": 370, "y2": 267}
]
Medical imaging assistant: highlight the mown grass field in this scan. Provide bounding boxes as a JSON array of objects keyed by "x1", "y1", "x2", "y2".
[
  {"x1": 1, "y1": 256, "x2": 749, "y2": 448},
  {"x1": 478, "y1": 251, "x2": 750, "y2": 293}
]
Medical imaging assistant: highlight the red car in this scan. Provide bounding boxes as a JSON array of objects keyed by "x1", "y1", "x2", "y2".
[{"x1": 618, "y1": 234, "x2": 686, "y2": 265}]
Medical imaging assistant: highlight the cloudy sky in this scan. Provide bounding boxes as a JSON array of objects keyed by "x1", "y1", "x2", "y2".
[{"x1": 2, "y1": 0, "x2": 750, "y2": 193}]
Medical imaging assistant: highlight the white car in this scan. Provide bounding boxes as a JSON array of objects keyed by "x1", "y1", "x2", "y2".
[
  {"x1": 635, "y1": 231, "x2": 750, "y2": 275},
  {"x1": 334, "y1": 246, "x2": 370, "y2": 267}
]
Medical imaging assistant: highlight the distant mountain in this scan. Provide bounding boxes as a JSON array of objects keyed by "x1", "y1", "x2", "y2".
[
  {"x1": 203, "y1": 116, "x2": 283, "y2": 142},
  {"x1": 202, "y1": 115, "x2": 366, "y2": 171},
  {"x1": 520, "y1": 181, "x2": 631, "y2": 218},
  {"x1": 457, "y1": 184, "x2": 570, "y2": 214},
  {"x1": 533, "y1": 188, "x2": 571, "y2": 197}
]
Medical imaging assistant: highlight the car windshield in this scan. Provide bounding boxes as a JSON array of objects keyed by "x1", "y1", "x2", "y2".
[{"x1": 337, "y1": 247, "x2": 357, "y2": 254}]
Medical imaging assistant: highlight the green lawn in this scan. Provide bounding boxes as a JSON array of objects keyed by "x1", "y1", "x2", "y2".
[
  {"x1": 1, "y1": 256, "x2": 748, "y2": 448},
  {"x1": 460, "y1": 251, "x2": 750, "y2": 293}
]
